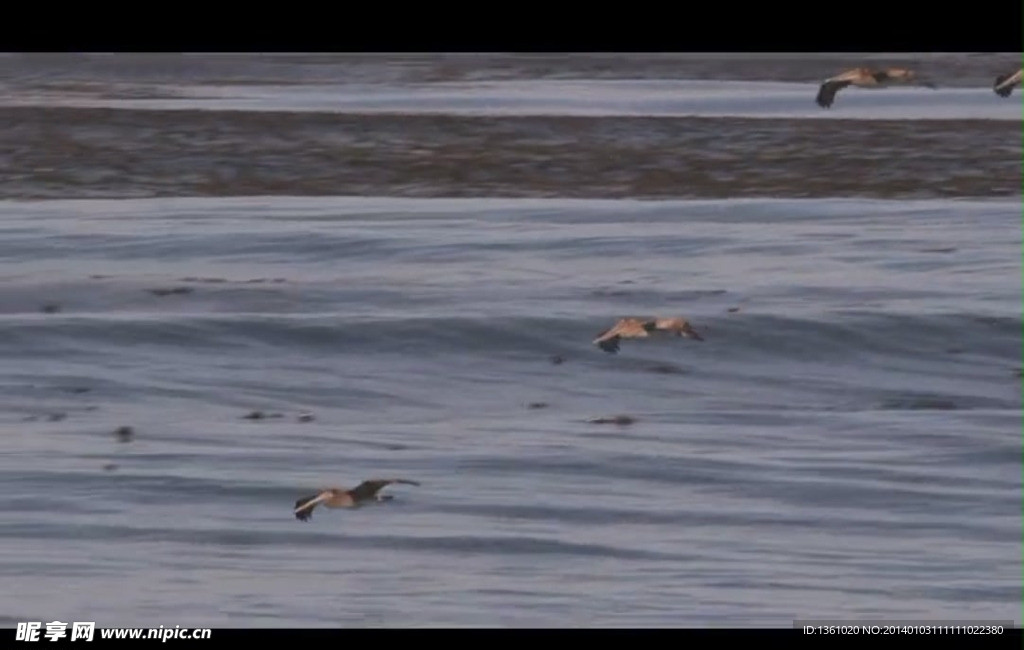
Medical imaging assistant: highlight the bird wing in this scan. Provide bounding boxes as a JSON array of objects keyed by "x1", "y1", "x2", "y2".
[
  {"x1": 994, "y1": 69, "x2": 1022, "y2": 97},
  {"x1": 294, "y1": 491, "x2": 331, "y2": 521},
  {"x1": 594, "y1": 319, "x2": 647, "y2": 354},
  {"x1": 349, "y1": 479, "x2": 420, "y2": 501},
  {"x1": 816, "y1": 79, "x2": 852, "y2": 108},
  {"x1": 595, "y1": 319, "x2": 649, "y2": 342},
  {"x1": 994, "y1": 75, "x2": 1014, "y2": 97}
]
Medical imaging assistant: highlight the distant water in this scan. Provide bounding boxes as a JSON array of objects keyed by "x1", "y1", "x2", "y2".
[
  {"x1": 2, "y1": 80, "x2": 1020, "y2": 121},
  {"x1": 0, "y1": 54, "x2": 1020, "y2": 628}
]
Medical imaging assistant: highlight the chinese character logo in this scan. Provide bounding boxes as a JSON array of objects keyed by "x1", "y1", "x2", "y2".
[
  {"x1": 43, "y1": 622, "x2": 67, "y2": 642},
  {"x1": 15, "y1": 622, "x2": 41, "y2": 642},
  {"x1": 16, "y1": 621, "x2": 95, "y2": 643},
  {"x1": 70, "y1": 623, "x2": 95, "y2": 642}
]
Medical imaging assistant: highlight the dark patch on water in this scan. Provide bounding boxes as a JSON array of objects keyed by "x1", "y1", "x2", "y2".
[
  {"x1": 1, "y1": 108, "x2": 1019, "y2": 200},
  {"x1": 877, "y1": 395, "x2": 960, "y2": 411},
  {"x1": 241, "y1": 411, "x2": 284, "y2": 420},
  {"x1": 588, "y1": 415, "x2": 637, "y2": 425},
  {"x1": 147, "y1": 287, "x2": 194, "y2": 296},
  {"x1": 180, "y1": 276, "x2": 228, "y2": 283},
  {"x1": 643, "y1": 363, "x2": 688, "y2": 375}
]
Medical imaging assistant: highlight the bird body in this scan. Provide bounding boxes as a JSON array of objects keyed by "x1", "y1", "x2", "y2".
[
  {"x1": 293, "y1": 479, "x2": 420, "y2": 521},
  {"x1": 816, "y1": 67, "x2": 934, "y2": 108},
  {"x1": 593, "y1": 317, "x2": 703, "y2": 354}
]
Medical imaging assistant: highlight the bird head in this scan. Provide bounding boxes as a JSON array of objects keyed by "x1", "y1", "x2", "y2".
[{"x1": 678, "y1": 321, "x2": 704, "y2": 341}]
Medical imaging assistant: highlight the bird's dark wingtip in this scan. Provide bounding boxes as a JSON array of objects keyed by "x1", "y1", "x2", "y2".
[
  {"x1": 294, "y1": 495, "x2": 318, "y2": 521},
  {"x1": 597, "y1": 338, "x2": 620, "y2": 354},
  {"x1": 993, "y1": 74, "x2": 1015, "y2": 97},
  {"x1": 815, "y1": 84, "x2": 831, "y2": 109},
  {"x1": 994, "y1": 84, "x2": 1014, "y2": 97}
]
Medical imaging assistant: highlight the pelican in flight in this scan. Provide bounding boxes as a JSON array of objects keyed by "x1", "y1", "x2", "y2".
[
  {"x1": 293, "y1": 478, "x2": 420, "y2": 521},
  {"x1": 993, "y1": 68, "x2": 1022, "y2": 97},
  {"x1": 593, "y1": 317, "x2": 704, "y2": 354},
  {"x1": 815, "y1": 67, "x2": 935, "y2": 109}
]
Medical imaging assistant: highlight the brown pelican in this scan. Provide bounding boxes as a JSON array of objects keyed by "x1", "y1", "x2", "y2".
[
  {"x1": 994, "y1": 68, "x2": 1023, "y2": 97},
  {"x1": 293, "y1": 478, "x2": 420, "y2": 521},
  {"x1": 816, "y1": 67, "x2": 936, "y2": 109},
  {"x1": 593, "y1": 317, "x2": 704, "y2": 354}
]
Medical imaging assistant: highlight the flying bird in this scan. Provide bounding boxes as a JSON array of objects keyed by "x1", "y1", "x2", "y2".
[
  {"x1": 815, "y1": 67, "x2": 936, "y2": 109},
  {"x1": 993, "y1": 68, "x2": 1022, "y2": 97},
  {"x1": 593, "y1": 317, "x2": 704, "y2": 354},
  {"x1": 293, "y1": 478, "x2": 421, "y2": 521}
]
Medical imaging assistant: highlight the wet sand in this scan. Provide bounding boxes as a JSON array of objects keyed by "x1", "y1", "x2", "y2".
[{"x1": 3, "y1": 108, "x2": 1020, "y2": 200}]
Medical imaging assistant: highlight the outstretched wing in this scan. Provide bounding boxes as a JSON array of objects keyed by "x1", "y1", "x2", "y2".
[
  {"x1": 593, "y1": 319, "x2": 648, "y2": 354},
  {"x1": 994, "y1": 75, "x2": 1014, "y2": 97},
  {"x1": 294, "y1": 491, "x2": 330, "y2": 521},
  {"x1": 593, "y1": 321, "x2": 624, "y2": 353},
  {"x1": 994, "y1": 70, "x2": 1022, "y2": 97},
  {"x1": 349, "y1": 479, "x2": 420, "y2": 501},
  {"x1": 816, "y1": 79, "x2": 851, "y2": 108},
  {"x1": 816, "y1": 68, "x2": 871, "y2": 108}
]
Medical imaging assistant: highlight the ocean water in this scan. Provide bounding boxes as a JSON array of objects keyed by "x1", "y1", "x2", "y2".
[{"x1": 0, "y1": 53, "x2": 1020, "y2": 628}]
